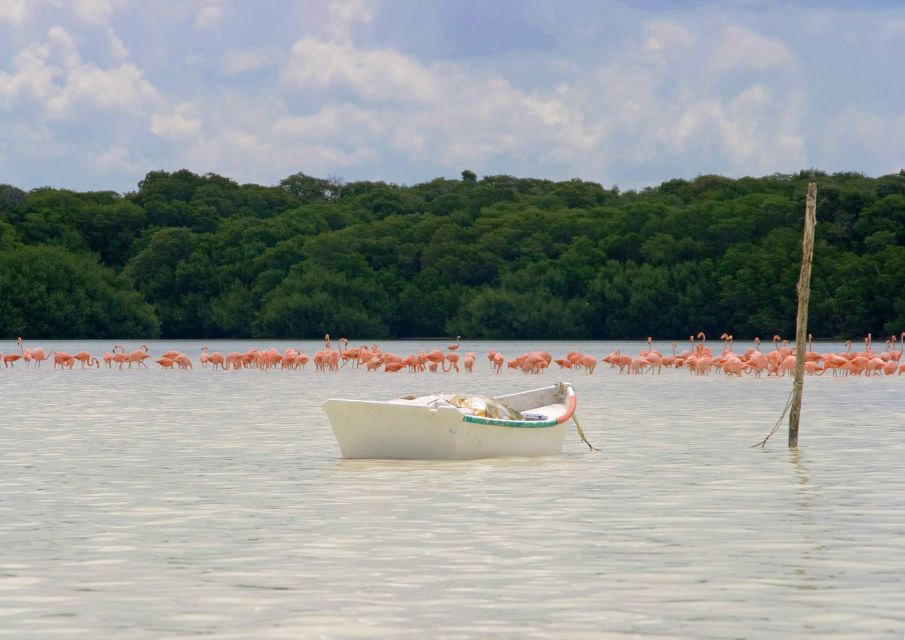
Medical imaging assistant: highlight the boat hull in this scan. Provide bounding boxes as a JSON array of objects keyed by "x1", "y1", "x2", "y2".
[{"x1": 323, "y1": 384, "x2": 574, "y2": 460}]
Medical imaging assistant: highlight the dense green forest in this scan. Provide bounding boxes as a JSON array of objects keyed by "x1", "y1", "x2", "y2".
[{"x1": 0, "y1": 168, "x2": 903, "y2": 340}]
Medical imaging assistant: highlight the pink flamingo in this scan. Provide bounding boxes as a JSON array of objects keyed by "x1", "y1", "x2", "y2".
[
  {"x1": 491, "y1": 352, "x2": 504, "y2": 374},
  {"x1": 644, "y1": 345, "x2": 663, "y2": 373},
  {"x1": 123, "y1": 344, "x2": 151, "y2": 369},
  {"x1": 804, "y1": 361, "x2": 825, "y2": 375},
  {"x1": 578, "y1": 354, "x2": 597, "y2": 374},
  {"x1": 52, "y1": 351, "x2": 75, "y2": 369},
  {"x1": 30, "y1": 346, "x2": 49, "y2": 367},
  {"x1": 444, "y1": 352, "x2": 460, "y2": 372},
  {"x1": 887, "y1": 333, "x2": 902, "y2": 362},
  {"x1": 16, "y1": 337, "x2": 31, "y2": 366},
  {"x1": 865, "y1": 357, "x2": 886, "y2": 377},
  {"x1": 630, "y1": 355, "x2": 651, "y2": 374},
  {"x1": 779, "y1": 355, "x2": 796, "y2": 376},
  {"x1": 224, "y1": 352, "x2": 244, "y2": 370},
  {"x1": 720, "y1": 355, "x2": 741, "y2": 376},
  {"x1": 661, "y1": 341, "x2": 677, "y2": 368},
  {"x1": 19, "y1": 337, "x2": 49, "y2": 367},
  {"x1": 73, "y1": 351, "x2": 100, "y2": 368},
  {"x1": 2, "y1": 352, "x2": 22, "y2": 367},
  {"x1": 110, "y1": 345, "x2": 128, "y2": 367},
  {"x1": 744, "y1": 352, "x2": 769, "y2": 376},
  {"x1": 766, "y1": 335, "x2": 785, "y2": 371}
]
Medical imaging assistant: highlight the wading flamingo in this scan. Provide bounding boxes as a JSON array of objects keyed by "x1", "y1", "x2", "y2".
[
  {"x1": 123, "y1": 345, "x2": 151, "y2": 369},
  {"x1": 19, "y1": 337, "x2": 49, "y2": 367},
  {"x1": 73, "y1": 351, "x2": 100, "y2": 368},
  {"x1": 444, "y1": 351, "x2": 460, "y2": 372},
  {"x1": 16, "y1": 337, "x2": 31, "y2": 366},
  {"x1": 2, "y1": 352, "x2": 22, "y2": 367},
  {"x1": 578, "y1": 354, "x2": 598, "y2": 374},
  {"x1": 31, "y1": 346, "x2": 48, "y2": 367},
  {"x1": 52, "y1": 352, "x2": 75, "y2": 369}
]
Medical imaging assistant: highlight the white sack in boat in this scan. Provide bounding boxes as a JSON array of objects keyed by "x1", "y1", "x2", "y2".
[{"x1": 389, "y1": 393, "x2": 524, "y2": 420}]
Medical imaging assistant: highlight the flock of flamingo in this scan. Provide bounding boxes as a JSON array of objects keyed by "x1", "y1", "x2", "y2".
[{"x1": 2, "y1": 332, "x2": 904, "y2": 377}]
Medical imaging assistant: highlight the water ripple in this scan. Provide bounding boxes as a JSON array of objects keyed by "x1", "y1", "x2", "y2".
[{"x1": 0, "y1": 339, "x2": 903, "y2": 638}]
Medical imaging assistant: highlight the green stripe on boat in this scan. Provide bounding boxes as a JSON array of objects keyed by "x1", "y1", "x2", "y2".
[{"x1": 461, "y1": 415, "x2": 557, "y2": 428}]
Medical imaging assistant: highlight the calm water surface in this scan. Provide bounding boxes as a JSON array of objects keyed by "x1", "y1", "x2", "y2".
[{"x1": 1, "y1": 339, "x2": 903, "y2": 639}]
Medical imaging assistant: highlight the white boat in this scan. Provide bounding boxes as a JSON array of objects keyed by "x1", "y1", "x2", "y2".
[{"x1": 322, "y1": 381, "x2": 577, "y2": 460}]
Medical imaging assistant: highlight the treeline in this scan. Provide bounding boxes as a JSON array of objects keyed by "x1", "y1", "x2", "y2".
[{"x1": 0, "y1": 168, "x2": 903, "y2": 340}]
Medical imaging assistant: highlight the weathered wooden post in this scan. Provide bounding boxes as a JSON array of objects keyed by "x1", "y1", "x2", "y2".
[{"x1": 789, "y1": 183, "x2": 817, "y2": 447}]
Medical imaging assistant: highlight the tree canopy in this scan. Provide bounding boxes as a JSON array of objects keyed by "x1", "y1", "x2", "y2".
[{"x1": 1, "y1": 168, "x2": 903, "y2": 339}]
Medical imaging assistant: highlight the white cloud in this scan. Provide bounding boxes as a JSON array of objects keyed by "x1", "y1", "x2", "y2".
[
  {"x1": 824, "y1": 107, "x2": 905, "y2": 169},
  {"x1": 72, "y1": 0, "x2": 114, "y2": 25},
  {"x1": 282, "y1": 38, "x2": 441, "y2": 104},
  {"x1": 196, "y1": 1, "x2": 224, "y2": 29},
  {"x1": 5, "y1": 121, "x2": 64, "y2": 161},
  {"x1": 713, "y1": 24, "x2": 794, "y2": 72},
  {"x1": 222, "y1": 48, "x2": 276, "y2": 75},
  {"x1": 654, "y1": 84, "x2": 804, "y2": 172},
  {"x1": 88, "y1": 144, "x2": 142, "y2": 175},
  {"x1": 48, "y1": 25, "x2": 83, "y2": 69},
  {"x1": 2, "y1": 3, "x2": 886, "y2": 193},
  {"x1": 0, "y1": 0, "x2": 27, "y2": 25},
  {"x1": 643, "y1": 21, "x2": 697, "y2": 55},
  {"x1": 279, "y1": 35, "x2": 603, "y2": 171},
  {"x1": 719, "y1": 85, "x2": 804, "y2": 169},
  {"x1": 0, "y1": 27, "x2": 161, "y2": 119},
  {"x1": 151, "y1": 102, "x2": 203, "y2": 139},
  {"x1": 274, "y1": 104, "x2": 383, "y2": 141},
  {"x1": 49, "y1": 62, "x2": 161, "y2": 117},
  {"x1": 0, "y1": 40, "x2": 60, "y2": 107},
  {"x1": 327, "y1": 0, "x2": 373, "y2": 40},
  {"x1": 107, "y1": 27, "x2": 129, "y2": 62},
  {"x1": 176, "y1": 96, "x2": 377, "y2": 184}
]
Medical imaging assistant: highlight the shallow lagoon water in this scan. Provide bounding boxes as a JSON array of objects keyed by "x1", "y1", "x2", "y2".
[{"x1": 0, "y1": 339, "x2": 903, "y2": 638}]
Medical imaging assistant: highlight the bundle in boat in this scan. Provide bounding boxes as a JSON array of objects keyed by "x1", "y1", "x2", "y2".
[{"x1": 391, "y1": 393, "x2": 526, "y2": 420}]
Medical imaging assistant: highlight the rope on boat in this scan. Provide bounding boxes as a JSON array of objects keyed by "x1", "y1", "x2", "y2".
[
  {"x1": 752, "y1": 387, "x2": 795, "y2": 448},
  {"x1": 572, "y1": 414, "x2": 600, "y2": 451}
]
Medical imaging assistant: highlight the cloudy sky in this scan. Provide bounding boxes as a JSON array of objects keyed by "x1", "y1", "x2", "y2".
[{"x1": 1, "y1": 0, "x2": 903, "y2": 193}]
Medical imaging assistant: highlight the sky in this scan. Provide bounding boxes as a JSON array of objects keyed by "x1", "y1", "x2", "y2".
[{"x1": 1, "y1": 0, "x2": 904, "y2": 194}]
